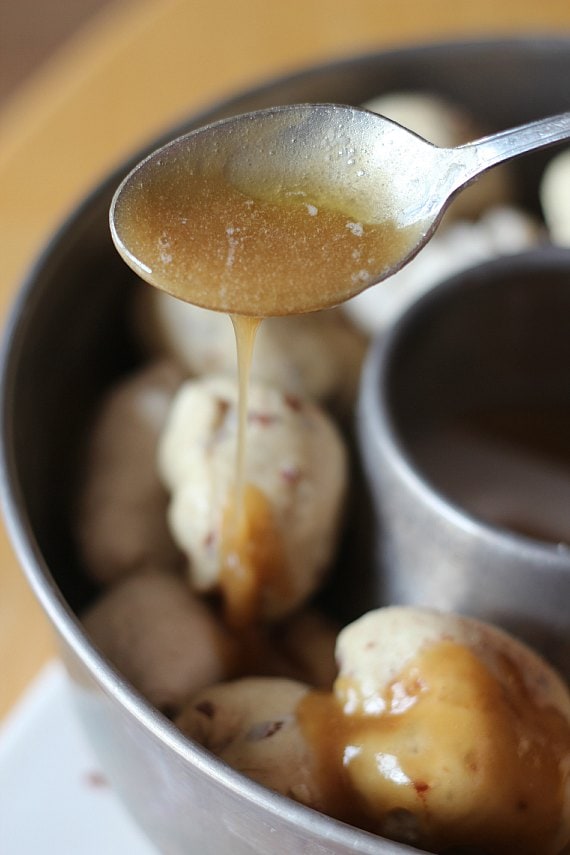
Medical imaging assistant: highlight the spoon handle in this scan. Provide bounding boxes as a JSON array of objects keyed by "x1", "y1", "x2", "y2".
[{"x1": 461, "y1": 111, "x2": 570, "y2": 176}]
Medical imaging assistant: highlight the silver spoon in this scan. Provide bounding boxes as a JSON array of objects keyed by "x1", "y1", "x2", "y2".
[{"x1": 110, "y1": 104, "x2": 570, "y2": 316}]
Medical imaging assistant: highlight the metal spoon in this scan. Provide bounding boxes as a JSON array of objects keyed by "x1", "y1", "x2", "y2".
[{"x1": 110, "y1": 104, "x2": 570, "y2": 316}]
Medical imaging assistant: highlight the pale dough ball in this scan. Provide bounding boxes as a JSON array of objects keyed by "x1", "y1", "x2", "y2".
[
  {"x1": 253, "y1": 609, "x2": 340, "y2": 690},
  {"x1": 540, "y1": 147, "x2": 570, "y2": 246},
  {"x1": 83, "y1": 568, "x2": 237, "y2": 715},
  {"x1": 77, "y1": 360, "x2": 185, "y2": 584},
  {"x1": 135, "y1": 289, "x2": 367, "y2": 412},
  {"x1": 344, "y1": 205, "x2": 542, "y2": 335},
  {"x1": 176, "y1": 677, "x2": 328, "y2": 809}
]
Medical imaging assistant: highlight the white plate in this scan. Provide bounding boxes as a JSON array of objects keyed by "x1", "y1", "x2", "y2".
[{"x1": 0, "y1": 662, "x2": 157, "y2": 855}]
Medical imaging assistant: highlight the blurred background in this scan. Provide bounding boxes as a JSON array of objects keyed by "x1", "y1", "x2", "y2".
[{"x1": 0, "y1": 0, "x2": 117, "y2": 107}]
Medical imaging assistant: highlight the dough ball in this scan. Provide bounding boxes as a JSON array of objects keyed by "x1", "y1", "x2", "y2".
[
  {"x1": 135, "y1": 290, "x2": 367, "y2": 412},
  {"x1": 333, "y1": 606, "x2": 570, "y2": 853},
  {"x1": 540, "y1": 147, "x2": 570, "y2": 246},
  {"x1": 252, "y1": 609, "x2": 339, "y2": 690},
  {"x1": 344, "y1": 205, "x2": 541, "y2": 335},
  {"x1": 176, "y1": 677, "x2": 328, "y2": 810},
  {"x1": 76, "y1": 360, "x2": 185, "y2": 584},
  {"x1": 83, "y1": 568, "x2": 236, "y2": 715}
]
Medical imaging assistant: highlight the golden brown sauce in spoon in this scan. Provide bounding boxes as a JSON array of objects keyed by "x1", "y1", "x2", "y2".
[{"x1": 111, "y1": 169, "x2": 422, "y2": 317}]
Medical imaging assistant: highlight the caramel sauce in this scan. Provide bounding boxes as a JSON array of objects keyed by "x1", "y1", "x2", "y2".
[
  {"x1": 230, "y1": 314, "x2": 261, "y2": 508},
  {"x1": 217, "y1": 314, "x2": 289, "y2": 627},
  {"x1": 112, "y1": 166, "x2": 423, "y2": 317},
  {"x1": 220, "y1": 483, "x2": 289, "y2": 628},
  {"x1": 298, "y1": 641, "x2": 570, "y2": 853}
]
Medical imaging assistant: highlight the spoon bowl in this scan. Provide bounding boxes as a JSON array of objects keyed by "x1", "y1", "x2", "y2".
[{"x1": 110, "y1": 103, "x2": 570, "y2": 316}]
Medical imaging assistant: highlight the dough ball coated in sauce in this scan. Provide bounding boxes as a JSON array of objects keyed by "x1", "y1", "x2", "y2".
[
  {"x1": 158, "y1": 375, "x2": 347, "y2": 622},
  {"x1": 329, "y1": 607, "x2": 570, "y2": 854}
]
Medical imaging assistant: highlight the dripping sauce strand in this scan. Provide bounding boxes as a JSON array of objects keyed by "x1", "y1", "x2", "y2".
[
  {"x1": 220, "y1": 315, "x2": 289, "y2": 629},
  {"x1": 219, "y1": 314, "x2": 260, "y2": 628},
  {"x1": 231, "y1": 314, "x2": 261, "y2": 512}
]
